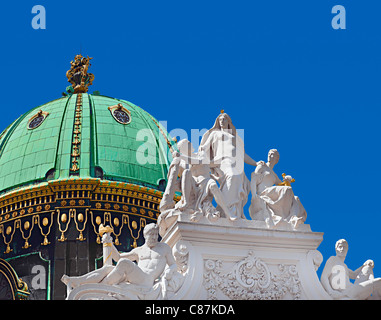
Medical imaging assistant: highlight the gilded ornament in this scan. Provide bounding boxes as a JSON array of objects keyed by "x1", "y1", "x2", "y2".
[
  {"x1": 277, "y1": 173, "x2": 296, "y2": 187},
  {"x1": 77, "y1": 232, "x2": 85, "y2": 241},
  {"x1": 72, "y1": 150, "x2": 80, "y2": 157},
  {"x1": 42, "y1": 217, "x2": 49, "y2": 226},
  {"x1": 61, "y1": 213, "x2": 67, "y2": 223},
  {"x1": 70, "y1": 94, "x2": 83, "y2": 175},
  {"x1": 0, "y1": 178, "x2": 163, "y2": 252},
  {"x1": 66, "y1": 54, "x2": 94, "y2": 93},
  {"x1": 42, "y1": 236, "x2": 50, "y2": 246},
  {"x1": 22, "y1": 240, "x2": 31, "y2": 249}
]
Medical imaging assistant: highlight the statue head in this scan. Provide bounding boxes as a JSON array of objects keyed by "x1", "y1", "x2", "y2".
[
  {"x1": 199, "y1": 111, "x2": 237, "y2": 148},
  {"x1": 335, "y1": 239, "x2": 348, "y2": 258},
  {"x1": 143, "y1": 223, "x2": 159, "y2": 248},
  {"x1": 268, "y1": 149, "x2": 280, "y2": 165},
  {"x1": 217, "y1": 112, "x2": 235, "y2": 132},
  {"x1": 218, "y1": 113, "x2": 230, "y2": 129}
]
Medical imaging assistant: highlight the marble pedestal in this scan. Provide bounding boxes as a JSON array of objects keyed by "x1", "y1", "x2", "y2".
[{"x1": 162, "y1": 216, "x2": 331, "y2": 300}]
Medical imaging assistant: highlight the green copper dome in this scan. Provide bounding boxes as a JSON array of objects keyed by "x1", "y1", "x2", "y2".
[{"x1": 0, "y1": 93, "x2": 173, "y2": 193}]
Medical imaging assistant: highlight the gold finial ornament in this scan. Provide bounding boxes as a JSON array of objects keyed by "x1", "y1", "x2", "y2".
[
  {"x1": 220, "y1": 109, "x2": 225, "y2": 114},
  {"x1": 66, "y1": 54, "x2": 94, "y2": 93}
]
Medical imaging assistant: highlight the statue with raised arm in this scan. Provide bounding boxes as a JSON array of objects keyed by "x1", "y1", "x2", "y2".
[
  {"x1": 61, "y1": 223, "x2": 184, "y2": 300},
  {"x1": 249, "y1": 149, "x2": 307, "y2": 229},
  {"x1": 320, "y1": 239, "x2": 381, "y2": 300}
]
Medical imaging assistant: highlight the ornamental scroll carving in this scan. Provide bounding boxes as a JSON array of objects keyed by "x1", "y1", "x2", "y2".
[{"x1": 203, "y1": 251, "x2": 301, "y2": 300}]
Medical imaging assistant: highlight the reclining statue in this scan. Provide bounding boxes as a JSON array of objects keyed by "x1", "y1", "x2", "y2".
[
  {"x1": 320, "y1": 239, "x2": 381, "y2": 299},
  {"x1": 61, "y1": 223, "x2": 184, "y2": 300}
]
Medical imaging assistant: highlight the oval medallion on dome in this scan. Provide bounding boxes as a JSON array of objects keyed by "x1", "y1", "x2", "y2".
[
  {"x1": 27, "y1": 110, "x2": 49, "y2": 130},
  {"x1": 28, "y1": 115, "x2": 44, "y2": 129},
  {"x1": 108, "y1": 103, "x2": 131, "y2": 125},
  {"x1": 113, "y1": 109, "x2": 130, "y2": 124}
]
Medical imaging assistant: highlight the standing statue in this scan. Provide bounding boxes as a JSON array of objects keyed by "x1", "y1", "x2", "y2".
[
  {"x1": 198, "y1": 111, "x2": 258, "y2": 219},
  {"x1": 249, "y1": 149, "x2": 306, "y2": 229},
  {"x1": 61, "y1": 224, "x2": 184, "y2": 300},
  {"x1": 320, "y1": 239, "x2": 381, "y2": 299}
]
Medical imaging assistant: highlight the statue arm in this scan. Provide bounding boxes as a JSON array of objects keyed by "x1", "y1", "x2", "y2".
[
  {"x1": 349, "y1": 265, "x2": 363, "y2": 279},
  {"x1": 179, "y1": 152, "x2": 202, "y2": 165},
  {"x1": 273, "y1": 172, "x2": 283, "y2": 185},
  {"x1": 119, "y1": 248, "x2": 139, "y2": 262},
  {"x1": 244, "y1": 153, "x2": 257, "y2": 166},
  {"x1": 179, "y1": 152, "x2": 219, "y2": 167}
]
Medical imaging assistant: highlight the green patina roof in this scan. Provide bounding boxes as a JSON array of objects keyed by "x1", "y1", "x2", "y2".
[{"x1": 0, "y1": 93, "x2": 174, "y2": 193}]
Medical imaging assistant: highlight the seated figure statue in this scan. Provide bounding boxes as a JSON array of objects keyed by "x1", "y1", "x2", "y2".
[
  {"x1": 61, "y1": 223, "x2": 183, "y2": 300},
  {"x1": 248, "y1": 149, "x2": 306, "y2": 229},
  {"x1": 320, "y1": 239, "x2": 381, "y2": 300},
  {"x1": 158, "y1": 139, "x2": 234, "y2": 237}
]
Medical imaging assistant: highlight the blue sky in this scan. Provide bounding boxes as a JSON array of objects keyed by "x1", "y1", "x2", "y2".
[{"x1": 1, "y1": 0, "x2": 380, "y2": 278}]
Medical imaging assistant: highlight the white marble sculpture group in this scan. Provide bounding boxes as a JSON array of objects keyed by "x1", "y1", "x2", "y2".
[
  {"x1": 61, "y1": 112, "x2": 380, "y2": 300},
  {"x1": 158, "y1": 111, "x2": 306, "y2": 236}
]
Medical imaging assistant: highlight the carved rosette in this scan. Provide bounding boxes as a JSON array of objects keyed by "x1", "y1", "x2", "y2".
[
  {"x1": 172, "y1": 240, "x2": 190, "y2": 274},
  {"x1": 203, "y1": 251, "x2": 301, "y2": 300}
]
